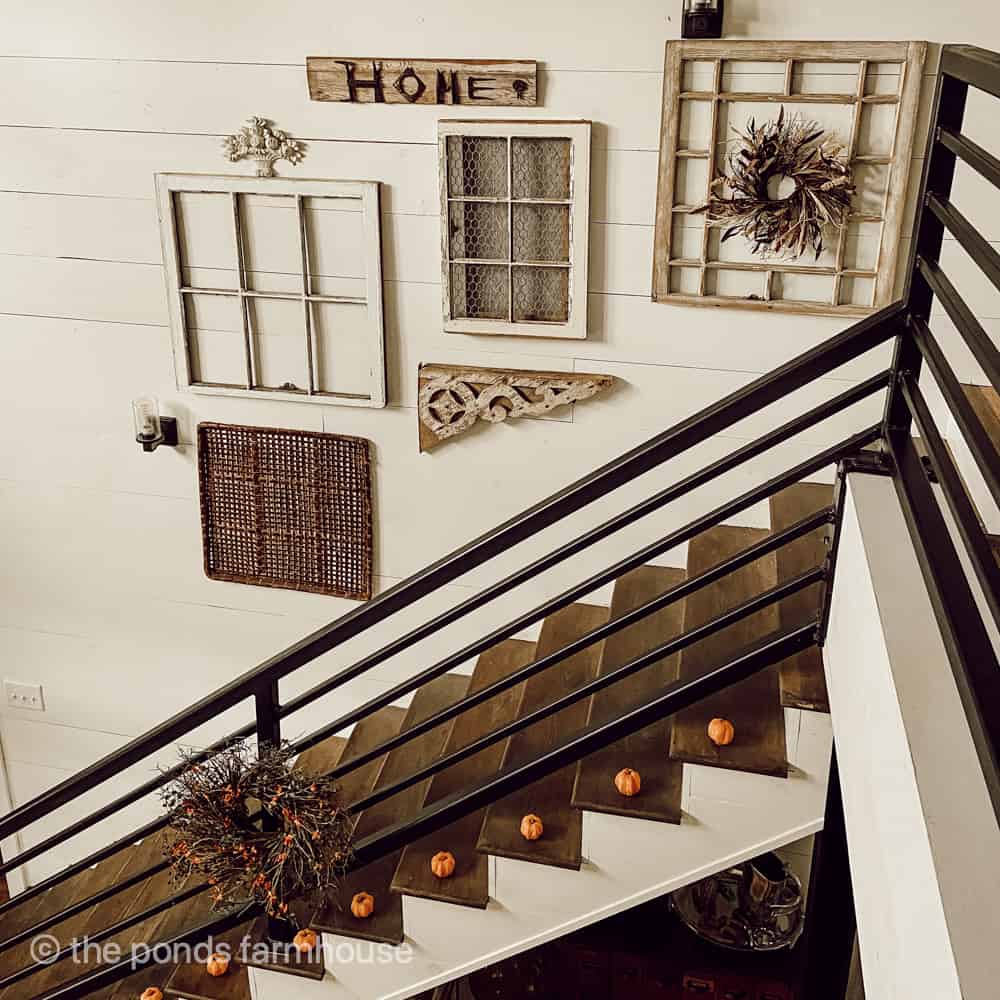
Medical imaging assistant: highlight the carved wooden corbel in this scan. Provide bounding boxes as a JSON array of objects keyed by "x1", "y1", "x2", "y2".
[{"x1": 418, "y1": 363, "x2": 614, "y2": 451}]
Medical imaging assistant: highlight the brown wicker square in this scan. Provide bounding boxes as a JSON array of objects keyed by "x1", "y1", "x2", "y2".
[{"x1": 197, "y1": 422, "x2": 373, "y2": 600}]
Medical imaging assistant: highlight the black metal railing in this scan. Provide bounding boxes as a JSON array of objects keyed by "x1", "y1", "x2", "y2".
[{"x1": 3, "y1": 42, "x2": 1000, "y2": 1000}]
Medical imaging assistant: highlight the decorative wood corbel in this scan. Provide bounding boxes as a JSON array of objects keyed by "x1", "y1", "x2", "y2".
[{"x1": 417, "y1": 363, "x2": 614, "y2": 451}]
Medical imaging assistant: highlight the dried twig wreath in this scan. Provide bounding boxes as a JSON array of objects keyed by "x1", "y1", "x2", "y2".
[
  {"x1": 694, "y1": 107, "x2": 855, "y2": 260},
  {"x1": 161, "y1": 741, "x2": 352, "y2": 924}
]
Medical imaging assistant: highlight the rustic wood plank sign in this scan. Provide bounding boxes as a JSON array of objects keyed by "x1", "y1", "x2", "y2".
[{"x1": 307, "y1": 58, "x2": 537, "y2": 106}]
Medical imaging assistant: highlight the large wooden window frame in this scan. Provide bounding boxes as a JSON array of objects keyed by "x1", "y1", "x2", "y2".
[
  {"x1": 156, "y1": 173, "x2": 387, "y2": 407},
  {"x1": 652, "y1": 40, "x2": 927, "y2": 317},
  {"x1": 438, "y1": 119, "x2": 592, "y2": 339}
]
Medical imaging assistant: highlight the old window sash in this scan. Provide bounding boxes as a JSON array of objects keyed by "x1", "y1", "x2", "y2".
[
  {"x1": 155, "y1": 173, "x2": 387, "y2": 407},
  {"x1": 651, "y1": 40, "x2": 927, "y2": 317},
  {"x1": 438, "y1": 120, "x2": 592, "y2": 340}
]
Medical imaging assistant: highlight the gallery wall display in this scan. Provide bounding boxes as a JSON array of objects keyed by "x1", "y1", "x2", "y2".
[
  {"x1": 652, "y1": 40, "x2": 926, "y2": 316},
  {"x1": 417, "y1": 363, "x2": 613, "y2": 451},
  {"x1": 156, "y1": 172, "x2": 386, "y2": 407},
  {"x1": 197, "y1": 423, "x2": 374, "y2": 600},
  {"x1": 438, "y1": 119, "x2": 592, "y2": 339},
  {"x1": 307, "y1": 58, "x2": 538, "y2": 106}
]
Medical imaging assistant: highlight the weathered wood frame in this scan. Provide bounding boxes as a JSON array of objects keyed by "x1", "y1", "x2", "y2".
[
  {"x1": 155, "y1": 172, "x2": 387, "y2": 407},
  {"x1": 438, "y1": 119, "x2": 592, "y2": 339},
  {"x1": 652, "y1": 40, "x2": 927, "y2": 317}
]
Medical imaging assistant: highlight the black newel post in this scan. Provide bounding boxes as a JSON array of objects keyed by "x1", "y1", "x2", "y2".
[{"x1": 255, "y1": 679, "x2": 294, "y2": 945}]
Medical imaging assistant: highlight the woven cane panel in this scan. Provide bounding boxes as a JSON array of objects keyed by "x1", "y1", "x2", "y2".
[{"x1": 197, "y1": 422, "x2": 373, "y2": 600}]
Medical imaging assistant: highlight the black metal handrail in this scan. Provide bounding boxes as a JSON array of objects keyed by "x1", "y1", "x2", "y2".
[
  {"x1": 0, "y1": 305, "x2": 900, "y2": 845},
  {"x1": 9, "y1": 40, "x2": 1000, "y2": 1000},
  {"x1": 884, "y1": 42, "x2": 1000, "y2": 820}
]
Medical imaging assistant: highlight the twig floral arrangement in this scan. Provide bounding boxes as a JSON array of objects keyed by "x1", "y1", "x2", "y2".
[
  {"x1": 161, "y1": 741, "x2": 352, "y2": 924},
  {"x1": 694, "y1": 107, "x2": 855, "y2": 260}
]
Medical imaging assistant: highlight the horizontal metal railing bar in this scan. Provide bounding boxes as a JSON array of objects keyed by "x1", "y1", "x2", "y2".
[
  {"x1": 941, "y1": 44, "x2": 1000, "y2": 101},
  {"x1": 0, "y1": 302, "x2": 903, "y2": 844},
  {"x1": 292, "y1": 422, "x2": 881, "y2": 760},
  {"x1": 37, "y1": 906, "x2": 250, "y2": 1000},
  {"x1": 351, "y1": 622, "x2": 817, "y2": 865},
  {"x1": 284, "y1": 371, "x2": 891, "y2": 729},
  {"x1": 0, "y1": 859, "x2": 170, "y2": 954},
  {"x1": 900, "y1": 373, "x2": 1000, "y2": 627},
  {"x1": 348, "y1": 567, "x2": 825, "y2": 816},
  {"x1": 909, "y1": 314, "x2": 1000, "y2": 512},
  {"x1": 0, "y1": 816, "x2": 170, "y2": 921},
  {"x1": 926, "y1": 193, "x2": 1000, "y2": 295},
  {"x1": 938, "y1": 126, "x2": 1000, "y2": 191},
  {"x1": 0, "y1": 723, "x2": 256, "y2": 879},
  {"x1": 916, "y1": 256, "x2": 1000, "y2": 395},
  {"x1": 0, "y1": 879, "x2": 209, "y2": 991},
  {"x1": 887, "y1": 431, "x2": 1000, "y2": 820},
  {"x1": 313, "y1": 508, "x2": 832, "y2": 781}
]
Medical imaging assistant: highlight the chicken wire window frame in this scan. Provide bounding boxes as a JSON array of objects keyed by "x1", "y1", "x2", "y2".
[
  {"x1": 438, "y1": 120, "x2": 592, "y2": 339},
  {"x1": 156, "y1": 173, "x2": 387, "y2": 407},
  {"x1": 652, "y1": 40, "x2": 927, "y2": 317}
]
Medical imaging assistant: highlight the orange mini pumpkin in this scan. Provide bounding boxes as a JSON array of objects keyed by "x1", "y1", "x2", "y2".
[
  {"x1": 430, "y1": 851, "x2": 457, "y2": 879},
  {"x1": 520, "y1": 814, "x2": 544, "y2": 841},
  {"x1": 708, "y1": 717, "x2": 736, "y2": 746},
  {"x1": 140, "y1": 989, "x2": 164, "y2": 1000},
  {"x1": 351, "y1": 891, "x2": 376, "y2": 919},
  {"x1": 206, "y1": 953, "x2": 230, "y2": 977},
  {"x1": 293, "y1": 927, "x2": 319, "y2": 953},
  {"x1": 614, "y1": 768, "x2": 642, "y2": 797}
]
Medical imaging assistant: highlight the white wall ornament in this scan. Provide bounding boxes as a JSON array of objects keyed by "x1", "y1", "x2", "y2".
[
  {"x1": 417, "y1": 363, "x2": 613, "y2": 451},
  {"x1": 222, "y1": 116, "x2": 305, "y2": 177}
]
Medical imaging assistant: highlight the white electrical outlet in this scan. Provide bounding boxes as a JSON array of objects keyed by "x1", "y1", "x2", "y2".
[{"x1": 4, "y1": 680, "x2": 45, "y2": 712}]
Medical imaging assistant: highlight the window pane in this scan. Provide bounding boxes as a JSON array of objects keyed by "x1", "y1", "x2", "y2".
[
  {"x1": 448, "y1": 201, "x2": 508, "y2": 261},
  {"x1": 512, "y1": 204, "x2": 570, "y2": 263},
  {"x1": 305, "y1": 197, "x2": 366, "y2": 291},
  {"x1": 511, "y1": 138, "x2": 571, "y2": 200},
  {"x1": 239, "y1": 194, "x2": 301, "y2": 294},
  {"x1": 512, "y1": 266, "x2": 569, "y2": 323},
  {"x1": 449, "y1": 263, "x2": 509, "y2": 320},
  {"x1": 247, "y1": 296, "x2": 309, "y2": 391},
  {"x1": 183, "y1": 293, "x2": 245, "y2": 385},
  {"x1": 447, "y1": 136, "x2": 508, "y2": 198},
  {"x1": 312, "y1": 301, "x2": 373, "y2": 398},
  {"x1": 174, "y1": 192, "x2": 238, "y2": 290}
]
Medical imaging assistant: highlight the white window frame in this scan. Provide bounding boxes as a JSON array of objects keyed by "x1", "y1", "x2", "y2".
[
  {"x1": 155, "y1": 172, "x2": 387, "y2": 407},
  {"x1": 438, "y1": 120, "x2": 591, "y2": 340}
]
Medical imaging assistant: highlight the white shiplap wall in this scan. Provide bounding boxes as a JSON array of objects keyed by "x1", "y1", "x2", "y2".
[{"x1": 1, "y1": 2, "x2": 999, "y2": 883}]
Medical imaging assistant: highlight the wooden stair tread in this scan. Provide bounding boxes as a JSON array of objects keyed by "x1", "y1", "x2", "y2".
[
  {"x1": 313, "y1": 674, "x2": 470, "y2": 945},
  {"x1": 572, "y1": 565, "x2": 686, "y2": 824},
  {"x1": 330, "y1": 706, "x2": 408, "y2": 809},
  {"x1": 294, "y1": 734, "x2": 348, "y2": 777},
  {"x1": 392, "y1": 639, "x2": 535, "y2": 908},
  {"x1": 164, "y1": 920, "x2": 255, "y2": 999},
  {"x1": 965, "y1": 385, "x2": 1000, "y2": 448},
  {"x1": 769, "y1": 482, "x2": 832, "y2": 713},
  {"x1": 669, "y1": 525, "x2": 788, "y2": 778},
  {"x1": 478, "y1": 603, "x2": 609, "y2": 870},
  {"x1": 6, "y1": 836, "x2": 169, "y2": 998}
]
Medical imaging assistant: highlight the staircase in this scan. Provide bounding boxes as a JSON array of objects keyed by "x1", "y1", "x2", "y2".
[
  {"x1": 0, "y1": 486, "x2": 836, "y2": 1000},
  {"x1": 2, "y1": 41, "x2": 1000, "y2": 1000}
]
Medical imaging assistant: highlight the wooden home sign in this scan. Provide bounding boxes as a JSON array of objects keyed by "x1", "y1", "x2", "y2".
[{"x1": 307, "y1": 58, "x2": 537, "y2": 106}]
